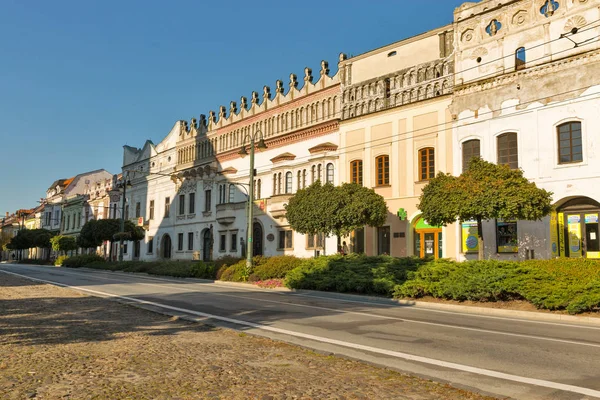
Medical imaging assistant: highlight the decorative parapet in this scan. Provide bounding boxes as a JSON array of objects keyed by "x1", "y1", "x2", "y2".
[
  {"x1": 176, "y1": 59, "x2": 341, "y2": 167},
  {"x1": 340, "y1": 59, "x2": 454, "y2": 120}
]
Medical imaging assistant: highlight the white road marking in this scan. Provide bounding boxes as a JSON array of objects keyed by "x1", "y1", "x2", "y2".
[
  {"x1": 2, "y1": 268, "x2": 599, "y2": 399},
  {"x1": 12, "y1": 265, "x2": 600, "y2": 348},
  {"x1": 65, "y1": 265, "x2": 600, "y2": 330}
]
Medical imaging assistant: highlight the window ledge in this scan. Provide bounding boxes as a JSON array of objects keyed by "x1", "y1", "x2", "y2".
[
  {"x1": 203, "y1": 211, "x2": 212, "y2": 217},
  {"x1": 415, "y1": 180, "x2": 431, "y2": 184},
  {"x1": 374, "y1": 185, "x2": 391, "y2": 188}
]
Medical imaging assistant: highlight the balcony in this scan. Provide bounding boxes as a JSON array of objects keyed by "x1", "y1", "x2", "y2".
[{"x1": 215, "y1": 201, "x2": 246, "y2": 225}]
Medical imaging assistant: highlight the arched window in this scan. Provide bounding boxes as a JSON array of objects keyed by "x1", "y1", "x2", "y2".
[
  {"x1": 375, "y1": 155, "x2": 390, "y2": 186},
  {"x1": 462, "y1": 139, "x2": 481, "y2": 171},
  {"x1": 515, "y1": 47, "x2": 526, "y2": 71},
  {"x1": 297, "y1": 171, "x2": 301, "y2": 190},
  {"x1": 302, "y1": 169, "x2": 307, "y2": 188},
  {"x1": 254, "y1": 179, "x2": 261, "y2": 200},
  {"x1": 317, "y1": 164, "x2": 322, "y2": 182},
  {"x1": 278, "y1": 172, "x2": 282, "y2": 194},
  {"x1": 311, "y1": 165, "x2": 316, "y2": 184},
  {"x1": 326, "y1": 163, "x2": 334, "y2": 184},
  {"x1": 272, "y1": 174, "x2": 277, "y2": 196},
  {"x1": 228, "y1": 184, "x2": 235, "y2": 203},
  {"x1": 285, "y1": 172, "x2": 292, "y2": 194},
  {"x1": 497, "y1": 133, "x2": 518, "y2": 169},
  {"x1": 418, "y1": 147, "x2": 435, "y2": 181},
  {"x1": 350, "y1": 160, "x2": 363, "y2": 186},
  {"x1": 557, "y1": 122, "x2": 582, "y2": 164}
]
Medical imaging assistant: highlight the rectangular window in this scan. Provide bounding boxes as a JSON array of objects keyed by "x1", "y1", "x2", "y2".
[
  {"x1": 77, "y1": 213, "x2": 81, "y2": 228},
  {"x1": 231, "y1": 232, "x2": 237, "y2": 251},
  {"x1": 557, "y1": 122, "x2": 583, "y2": 164},
  {"x1": 135, "y1": 202, "x2": 141, "y2": 218},
  {"x1": 179, "y1": 195, "x2": 185, "y2": 215},
  {"x1": 220, "y1": 234, "x2": 226, "y2": 252},
  {"x1": 147, "y1": 237, "x2": 154, "y2": 254},
  {"x1": 384, "y1": 78, "x2": 391, "y2": 99},
  {"x1": 188, "y1": 232, "x2": 194, "y2": 251},
  {"x1": 377, "y1": 226, "x2": 391, "y2": 255},
  {"x1": 124, "y1": 205, "x2": 129, "y2": 220},
  {"x1": 351, "y1": 160, "x2": 363, "y2": 185},
  {"x1": 124, "y1": 242, "x2": 128, "y2": 254},
  {"x1": 205, "y1": 190, "x2": 212, "y2": 212},
  {"x1": 149, "y1": 200, "x2": 155, "y2": 220},
  {"x1": 419, "y1": 148, "x2": 435, "y2": 181},
  {"x1": 462, "y1": 139, "x2": 481, "y2": 171},
  {"x1": 189, "y1": 192, "x2": 195, "y2": 214},
  {"x1": 497, "y1": 133, "x2": 518, "y2": 169},
  {"x1": 307, "y1": 233, "x2": 324, "y2": 249},
  {"x1": 375, "y1": 155, "x2": 390, "y2": 186},
  {"x1": 164, "y1": 197, "x2": 170, "y2": 218},
  {"x1": 178, "y1": 233, "x2": 184, "y2": 251},
  {"x1": 496, "y1": 220, "x2": 518, "y2": 253},
  {"x1": 278, "y1": 230, "x2": 293, "y2": 250}
]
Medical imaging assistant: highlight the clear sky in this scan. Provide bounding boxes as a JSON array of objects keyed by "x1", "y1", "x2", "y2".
[{"x1": 0, "y1": 0, "x2": 463, "y2": 214}]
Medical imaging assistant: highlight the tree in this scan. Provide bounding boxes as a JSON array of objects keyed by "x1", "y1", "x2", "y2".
[
  {"x1": 418, "y1": 157, "x2": 553, "y2": 260},
  {"x1": 50, "y1": 235, "x2": 78, "y2": 255},
  {"x1": 0, "y1": 231, "x2": 12, "y2": 252},
  {"x1": 6, "y1": 229, "x2": 54, "y2": 260},
  {"x1": 77, "y1": 219, "x2": 145, "y2": 259},
  {"x1": 285, "y1": 182, "x2": 388, "y2": 253}
]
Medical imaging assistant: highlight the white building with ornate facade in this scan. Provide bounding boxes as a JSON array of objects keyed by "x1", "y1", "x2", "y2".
[
  {"x1": 121, "y1": 61, "x2": 341, "y2": 261},
  {"x1": 452, "y1": 0, "x2": 600, "y2": 260}
]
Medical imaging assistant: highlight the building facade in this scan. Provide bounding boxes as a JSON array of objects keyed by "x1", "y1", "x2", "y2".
[
  {"x1": 121, "y1": 61, "x2": 341, "y2": 261},
  {"x1": 338, "y1": 26, "x2": 457, "y2": 259},
  {"x1": 452, "y1": 0, "x2": 600, "y2": 260}
]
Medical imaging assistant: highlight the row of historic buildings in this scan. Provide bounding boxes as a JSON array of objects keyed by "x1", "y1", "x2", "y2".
[{"x1": 3, "y1": 0, "x2": 600, "y2": 263}]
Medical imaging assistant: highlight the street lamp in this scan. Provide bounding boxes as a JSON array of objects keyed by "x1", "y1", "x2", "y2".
[
  {"x1": 238, "y1": 130, "x2": 267, "y2": 274},
  {"x1": 117, "y1": 174, "x2": 132, "y2": 262}
]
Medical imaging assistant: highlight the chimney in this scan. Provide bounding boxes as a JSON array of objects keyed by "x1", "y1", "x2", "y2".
[{"x1": 5, "y1": 212, "x2": 8, "y2": 218}]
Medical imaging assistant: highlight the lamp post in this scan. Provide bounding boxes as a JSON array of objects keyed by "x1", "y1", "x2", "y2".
[
  {"x1": 118, "y1": 174, "x2": 132, "y2": 262},
  {"x1": 238, "y1": 130, "x2": 267, "y2": 274}
]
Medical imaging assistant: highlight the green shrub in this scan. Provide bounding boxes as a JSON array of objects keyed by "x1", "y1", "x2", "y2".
[
  {"x1": 17, "y1": 259, "x2": 53, "y2": 265},
  {"x1": 249, "y1": 255, "x2": 303, "y2": 281},
  {"x1": 62, "y1": 254, "x2": 106, "y2": 268},
  {"x1": 219, "y1": 259, "x2": 248, "y2": 282},
  {"x1": 393, "y1": 258, "x2": 600, "y2": 314},
  {"x1": 190, "y1": 261, "x2": 217, "y2": 279},
  {"x1": 54, "y1": 255, "x2": 69, "y2": 266},
  {"x1": 285, "y1": 254, "x2": 427, "y2": 296}
]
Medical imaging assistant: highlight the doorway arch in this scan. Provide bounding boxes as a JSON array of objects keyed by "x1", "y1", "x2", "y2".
[
  {"x1": 554, "y1": 196, "x2": 600, "y2": 259},
  {"x1": 202, "y1": 229, "x2": 213, "y2": 261},
  {"x1": 253, "y1": 221, "x2": 264, "y2": 256},
  {"x1": 412, "y1": 216, "x2": 443, "y2": 258},
  {"x1": 161, "y1": 234, "x2": 172, "y2": 259}
]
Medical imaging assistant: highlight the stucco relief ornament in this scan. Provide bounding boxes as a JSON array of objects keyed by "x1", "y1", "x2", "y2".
[
  {"x1": 289, "y1": 73, "x2": 298, "y2": 89},
  {"x1": 461, "y1": 29, "x2": 474, "y2": 42},
  {"x1": 320, "y1": 60, "x2": 329, "y2": 76},
  {"x1": 304, "y1": 67, "x2": 313, "y2": 83},
  {"x1": 263, "y1": 85, "x2": 271, "y2": 101},
  {"x1": 512, "y1": 10, "x2": 528, "y2": 26},
  {"x1": 229, "y1": 101, "x2": 237, "y2": 115}
]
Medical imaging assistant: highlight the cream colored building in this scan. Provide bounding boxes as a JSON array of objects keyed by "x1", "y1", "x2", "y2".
[{"x1": 337, "y1": 26, "x2": 458, "y2": 259}]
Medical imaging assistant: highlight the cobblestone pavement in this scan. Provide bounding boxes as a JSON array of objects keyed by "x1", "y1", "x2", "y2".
[{"x1": 0, "y1": 274, "x2": 497, "y2": 400}]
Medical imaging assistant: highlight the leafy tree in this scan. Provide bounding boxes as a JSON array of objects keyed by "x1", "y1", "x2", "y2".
[
  {"x1": 0, "y1": 231, "x2": 12, "y2": 252},
  {"x1": 50, "y1": 235, "x2": 78, "y2": 255},
  {"x1": 418, "y1": 157, "x2": 553, "y2": 260},
  {"x1": 77, "y1": 219, "x2": 145, "y2": 259},
  {"x1": 285, "y1": 182, "x2": 387, "y2": 253}
]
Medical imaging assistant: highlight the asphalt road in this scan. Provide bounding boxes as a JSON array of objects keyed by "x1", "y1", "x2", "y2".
[{"x1": 1, "y1": 263, "x2": 599, "y2": 400}]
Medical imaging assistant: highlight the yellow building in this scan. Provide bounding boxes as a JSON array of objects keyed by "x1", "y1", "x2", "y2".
[{"x1": 337, "y1": 26, "x2": 458, "y2": 259}]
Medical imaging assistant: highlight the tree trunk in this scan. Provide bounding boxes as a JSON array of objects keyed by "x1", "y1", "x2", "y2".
[
  {"x1": 108, "y1": 240, "x2": 113, "y2": 261},
  {"x1": 476, "y1": 216, "x2": 484, "y2": 261}
]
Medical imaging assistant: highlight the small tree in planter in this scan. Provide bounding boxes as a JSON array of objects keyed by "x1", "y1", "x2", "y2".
[{"x1": 418, "y1": 157, "x2": 553, "y2": 260}]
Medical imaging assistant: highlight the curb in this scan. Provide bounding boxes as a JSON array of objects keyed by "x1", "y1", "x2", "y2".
[{"x1": 39, "y1": 266, "x2": 600, "y2": 328}]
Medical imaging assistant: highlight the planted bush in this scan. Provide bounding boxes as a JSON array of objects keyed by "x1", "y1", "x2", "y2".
[
  {"x1": 62, "y1": 254, "x2": 106, "y2": 268},
  {"x1": 249, "y1": 255, "x2": 303, "y2": 281},
  {"x1": 285, "y1": 254, "x2": 427, "y2": 296},
  {"x1": 393, "y1": 258, "x2": 600, "y2": 314}
]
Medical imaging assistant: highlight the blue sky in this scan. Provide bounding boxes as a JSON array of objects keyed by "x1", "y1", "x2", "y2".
[{"x1": 0, "y1": 0, "x2": 462, "y2": 214}]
